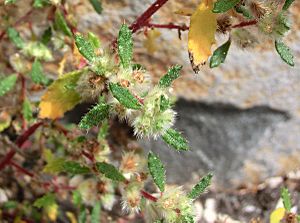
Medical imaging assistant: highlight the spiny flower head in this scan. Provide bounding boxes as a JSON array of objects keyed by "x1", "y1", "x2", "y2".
[
  {"x1": 77, "y1": 178, "x2": 98, "y2": 206},
  {"x1": 91, "y1": 50, "x2": 116, "y2": 77},
  {"x1": 120, "y1": 151, "x2": 146, "y2": 176},
  {"x1": 121, "y1": 181, "x2": 143, "y2": 213}
]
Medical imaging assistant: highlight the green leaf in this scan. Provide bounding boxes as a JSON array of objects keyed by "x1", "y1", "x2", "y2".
[
  {"x1": 234, "y1": 5, "x2": 253, "y2": 19},
  {"x1": 5, "y1": 0, "x2": 17, "y2": 4},
  {"x1": 34, "y1": 193, "x2": 56, "y2": 209},
  {"x1": 180, "y1": 214, "x2": 195, "y2": 223},
  {"x1": 79, "y1": 103, "x2": 110, "y2": 129},
  {"x1": 7, "y1": 27, "x2": 24, "y2": 49},
  {"x1": 22, "y1": 98, "x2": 33, "y2": 122},
  {"x1": 91, "y1": 201, "x2": 101, "y2": 223},
  {"x1": 89, "y1": 0, "x2": 103, "y2": 14},
  {"x1": 0, "y1": 74, "x2": 17, "y2": 97},
  {"x1": 22, "y1": 42, "x2": 53, "y2": 61},
  {"x1": 212, "y1": 0, "x2": 240, "y2": 13},
  {"x1": 62, "y1": 161, "x2": 90, "y2": 175},
  {"x1": 33, "y1": 0, "x2": 49, "y2": 8},
  {"x1": 74, "y1": 34, "x2": 97, "y2": 62},
  {"x1": 210, "y1": 39, "x2": 231, "y2": 68},
  {"x1": 188, "y1": 173, "x2": 213, "y2": 199},
  {"x1": 30, "y1": 59, "x2": 49, "y2": 85},
  {"x1": 41, "y1": 27, "x2": 52, "y2": 45},
  {"x1": 282, "y1": 0, "x2": 295, "y2": 10},
  {"x1": 98, "y1": 119, "x2": 109, "y2": 139},
  {"x1": 158, "y1": 65, "x2": 182, "y2": 88},
  {"x1": 78, "y1": 206, "x2": 87, "y2": 223},
  {"x1": 96, "y1": 162, "x2": 126, "y2": 181},
  {"x1": 88, "y1": 32, "x2": 101, "y2": 49},
  {"x1": 118, "y1": 24, "x2": 133, "y2": 68},
  {"x1": 148, "y1": 152, "x2": 166, "y2": 192},
  {"x1": 54, "y1": 10, "x2": 72, "y2": 37},
  {"x1": 281, "y1": 187, "x2": 292, "y2": 212},
  {"x1": 72, "y1": 190, "x2": 82, "y2": 206},
  {"x1": 2, "y1": 201, "x2": 18, "y2": 210},
  {"x1": 160, "y1": 95, "x2": 170, "y2": 112},
  {"x1": 43, "y1": 149, "x2": 66, "y2": 174},
  {"x1": 109, "y1": 82, "x2": 142, "y2": 110},
  {"x1": 162, "y1": 128, "x2": 189, "y2": 151},
  {"x1": 275, "y1": 40, "x2": 294, "y2": 66}
]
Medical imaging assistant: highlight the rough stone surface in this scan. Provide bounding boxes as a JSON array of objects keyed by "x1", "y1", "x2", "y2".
[{"x1": 71, "y1": 0, "x2": 300, "y2": 187}]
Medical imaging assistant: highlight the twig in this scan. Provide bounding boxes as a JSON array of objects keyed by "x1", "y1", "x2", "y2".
[
  {"x1": 232, "y1": 19, "x2": 257, "y2": 28},
  {"x1": 10, "y1": 160, "x2": 34, "y2": 177},
  {"x1": 145, "y1": 22, "x2": 189, "y2": 31},
  {"x1": 141, "y1": 190, "x2": 158, "y2": 202}
]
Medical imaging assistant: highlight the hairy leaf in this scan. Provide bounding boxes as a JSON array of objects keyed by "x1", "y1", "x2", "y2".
[
  {"x1": 22, "y1": 98, "x2": 33, "y2": 122},
  {"x1": 74, "y1": 34, "x2": 96, "y2": 62},
  {"x1": 30, "y1": 59, "x2": 49, "y2": 85},
  {"x1": 96, "y1": 162, "x2": 126, "y2": 181},
  {"x1": 210, "y1": 39, "x2": 231, "y2": 68},
  {"x1": 62, "y1": 161, "x2": 90, "y2": 175},
  {"x1": 281, "y1": 187, "x2": 292, "y2": 211},
  {"x1": 0, "y1": 74, "x2": 17, "y2": 97},
  {"x1": 109, "y1": 83, "x2": 142, "y2": 110},
  {"x1": 159, "y1": 65, "x2": 182, "y2": 88},
  {"x1": 188, "y1": 0, "x2": 217, "y2": 72},
  {"x1": 275, "y1": 40, "x2": 294, "y2": 66},
  {"x1": 89, "y1": 0, "x2": 103, "y2": 14},
  {"x1": 148, "y1": 152, "x2": 166, "y2": 192},
  {"x1": 91, "y1": 201, "x2": 101, "y2": 223},
  {"x1": 160, "y1": 95, "x2": 169, "y2": 112},
  {"x1": 118, "y1": 24, "x2": 133, "y2": 68},
  {"x1": 213, "y1": 0, "x2": 240, "y2": 13},
  {"x1": 283, "y1": 0, "x2": 295, "y2": 10},
  {"x1": 79, "y1": 103, "x2": 110, "y2": 129},
  {"x1": 55, "y1": 10, "x2": 72, "y2": 37},
  {"x1": 88, "y1": 32, "x2": 101, "y2": 49},
  {"x1": 7, "y1": 27, "x2": 24, "y2": 49},
  {"x1": 162, "y1": 128, "x2": 189, "y2": 151},
  {"x1": 39, "y1": 70, "x2": 84, "y2": 119},
  {"x1": 188, "y1": 173, "x2": 213, "y2": 199},
  {"x1": 34, "y1": 193, "x2": 56, "y2": 208}
]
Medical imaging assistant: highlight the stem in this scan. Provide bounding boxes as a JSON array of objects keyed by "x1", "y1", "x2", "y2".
[
  {"x1": 10, "y1": 160, "x2": 34, "y2": 177},
  {"x1": 146, "y1": 22, "x2": 189, "y2": 31},
  {"x1": 0, "y1": 121, "x2": 43, "y2": 171},
  {"x1": 141, "y1": 190, "x2": 158, "y2": 202},
  {"x1": 129, "y1": 0, "x2": 169, "y2": 33},
  {"x1": 232, "y1": 19, "x2": 257, "y2": 28}
]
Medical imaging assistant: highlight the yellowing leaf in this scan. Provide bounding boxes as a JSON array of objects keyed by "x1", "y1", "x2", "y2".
[
  {"x1": 46, "y1": 203, "x2": 58, "y2": 221},
  {"x1": 39, "y1": 70, "x2": 84, "y2": 119},
  {"x1": 143, "y1": 29, "x2": 161, "y2": 54},
  {"x1": 270, "y1": 207, "x2": 285, "y2": 223},
  {"x1": 66, "y1": 212, "x2": 78, "y2": 223},
  {"x1": 188, "y1": 0, "x2": 217, "y2": 73}
]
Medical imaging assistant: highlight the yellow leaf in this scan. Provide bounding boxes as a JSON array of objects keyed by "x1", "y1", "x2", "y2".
[
  {"x1": 270, "y1": 207, "x2": 285, "y2": 223},
  {"x1": 188, "y1": 0, "x2": 217, "y2": 73},
  {"x1": 143, "y1": 29, "x2": 161, "y2": 54},
  {"x1": 58, "y1": 55, "x2": 67, "y2": 76},
  {"x1": 46, "y1": 203, "x2": 58, "y2": 221},
  {"x1": 66, "y1": 212, "x2": 77, "y2": 223},
  {"x1": 39, "y1": 70, "x2": 84, "y2": 119}
]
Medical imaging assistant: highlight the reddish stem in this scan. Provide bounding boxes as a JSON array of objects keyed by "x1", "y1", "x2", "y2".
[
  {"x1": 232, "y1": 19, "x2": 257, "y2": 28},
  {"x1": 0, "y1": 121, "x2": 43, "y2": 171},
  {"x1": 9, "y1": 160, "x2": 34, "y2": 178},
  {"x1": 141, "y1": 190, "x2": 158, "y2": 202},
  {"x1": 146, "y1": 22, "x2": 189, "y2": 31}
]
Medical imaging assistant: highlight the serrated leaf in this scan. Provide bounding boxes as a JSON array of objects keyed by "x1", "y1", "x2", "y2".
[
  {"x1": 96, "y1": 162, "x2": 125, "y2": 181},
  {"x1": 62, "y1": 161, "x2": 90, "y2": 175},
  {"x1": 212, "y1": 0, "x2": 240, "y2": 13},
  {"x1": 188, "y1": 0, "x2": 217, "y2": 73},
  {"x1": 118, "y1": 24, "x2": 133, "y2": 68},
  {"x1": 74, "y1": 34, "x2": 96, "y2": 62},
  {"x1": 0, "y1": 74, "x2": 17, "y2": 97},
  {"x1": 79, "y1": 103, "x2": 109, "y2": 130},
  {"x1": 270, "y1": 207, "x2": 285, "y2": 223},
  {"x1": 41, "y1": 27, "x2": 52, "y2": 45},
  {"x1": 30, "y1": 59, "x2": 49, "y2": 85},
  {"x1": 159, "y1": 65, "x2": 182, "y2": 88},
  {"x1": 210, "y1": 39, "x2": 231, "y2": 68},
  {"x1": 91, "y1": 201, "x2": 101, "y2": 223},
  {"x1": 283, "y1": 0, "x2": 295, "y2": 10},
  {"x1": 39, "y1": 69, "x2": 84, "y2": 119},
  {"x1": 22, "y1": 42, "x2": 53, "y2": 61},
  {"x1": 275, "y1": 40, "x2": 294, "y2": 66},
  {"x1": 281, "y1": 187, "x2": 292, "y2": 211},
  {"x1": 89, "y1": 0, "x2": 103, "y2": 14},
  {"x1": 55, "y1": 10, "x2": 72, "y2": 37},
  {"x1": 34, "y1": 193, "x2": 56, "y2": 209},
  {"x1": 162, "y1": 128, "x2": 189, "y2": 151},
  {"x1": 33, "y1": 0, "x2": 49, "y2": 8},
  {"x1": 22, "y1": 98, "x2": 33, "y2": 122},
  {"x1": 188, "y1": 173, "x2": 213, "y2": 199},
  {"x1": 109, "y1": 82, "x2": 142, "y2": 110},
  {"x1": 7, "y1": 27, "x2": 24, "y2": 49},
  {"x1": 88, "y1": 32, "x2": 101, "y2": 49},
  {"x1": 148, "y1": 152, "x2": 166, "y2": 192}
]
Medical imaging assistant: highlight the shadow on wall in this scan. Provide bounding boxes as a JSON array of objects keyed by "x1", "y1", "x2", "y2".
[{"x1": 140, "y1": 98, "x2": 289, "y2": 187}]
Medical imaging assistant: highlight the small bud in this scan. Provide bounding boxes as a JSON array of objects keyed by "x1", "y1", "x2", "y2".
[
  {"x1": 121, "y1": 181, "x2": 143, "y2": 213},
  {"x1": 120, "y1": 151, "x2": 146, "y2": 175}
]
